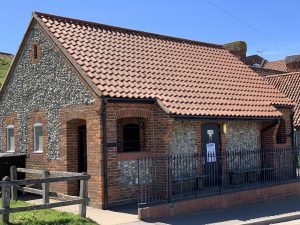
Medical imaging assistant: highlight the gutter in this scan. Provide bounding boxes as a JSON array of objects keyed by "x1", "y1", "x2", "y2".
[
  {"x1": 104, "y1": 97, "x2": 155, "y2": 104},
  {"x1": 260, "y1": 118, "x2": 280, "y2": 149},
  {"x1": 172, "y1": 115, "x2": 280, "y2": 122},
  {"x1": 101, "y1": 98, "x2": 108, "y2": 209}
]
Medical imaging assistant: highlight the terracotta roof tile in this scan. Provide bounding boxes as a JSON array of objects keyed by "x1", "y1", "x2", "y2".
[
  {"x1": 264, "y1": 73, "x2": 300, "y2": 126},
  {"x1": 264, "y1": 60, "x2": 287, "y2": 72},
  {"x1": 34, "y1": 12, "x2": 294, "y2": 118}
]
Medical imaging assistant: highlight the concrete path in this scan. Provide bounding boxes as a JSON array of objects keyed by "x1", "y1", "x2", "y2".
[
  {"x1": 25, "y1": 198, "x2": 139, "y2": 225},
  {"x1": 24, "y1": 196, "x2": 300, "y2": 225}
]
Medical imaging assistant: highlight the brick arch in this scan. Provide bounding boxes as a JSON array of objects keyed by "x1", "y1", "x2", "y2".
[
  {"x1": 65, "y1": 111, "x2": 87, "y2": 121},
  {"x1": 116, "y1": 109, "x2": 151, "y2": 119}
]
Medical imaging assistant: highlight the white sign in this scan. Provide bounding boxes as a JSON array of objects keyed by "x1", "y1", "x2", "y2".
[
  {"x1": 207, "y1": 130, "x2": 214, "y2": 136},
  {"x1": 207, "y1": 130, "x2": 214, "y2": 142},
  {"x1": 206, "y1": 143, "x2": 216, "y2": 162}
]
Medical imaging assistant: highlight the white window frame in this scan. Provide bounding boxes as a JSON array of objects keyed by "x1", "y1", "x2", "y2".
[
  {"x1": 6, "y1": 124, "x2": 15, "y2": 152},
  {"x1": 33, "y1": 123, "x2": 43, "y2": 153}
]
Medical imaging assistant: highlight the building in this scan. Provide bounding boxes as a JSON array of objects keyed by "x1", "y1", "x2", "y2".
[
  {"x1": 257, "y1": 56, "x2": 300, "y2": 147},
  {"x1": 237, "y1": 44, "x2": 300, "y2": 148},
  {"x1": 0, "y1": 12, "x2": 298, "y2": 218}
]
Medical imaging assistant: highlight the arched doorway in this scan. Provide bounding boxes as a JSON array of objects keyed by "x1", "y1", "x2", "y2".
[{"x1": 66, "y1": 119, "x2": 87, "y2": 195}]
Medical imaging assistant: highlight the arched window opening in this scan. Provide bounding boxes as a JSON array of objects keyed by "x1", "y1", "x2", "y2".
[{"x1": 123, "y1": 124, "x2": 140, "y2": 152}]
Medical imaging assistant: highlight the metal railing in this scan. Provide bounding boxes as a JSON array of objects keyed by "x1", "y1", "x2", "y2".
[{"x1": 138, "y1": 148, "x2": 300, "y2": 206}]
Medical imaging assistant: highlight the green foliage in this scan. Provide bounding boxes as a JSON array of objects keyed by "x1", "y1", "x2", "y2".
[
  {"x1": 0, "y1": 200, "x2": 98, "y2": 225},
  {"x1": 0, "y1": 57, "x2": 12, "y2": 87}
]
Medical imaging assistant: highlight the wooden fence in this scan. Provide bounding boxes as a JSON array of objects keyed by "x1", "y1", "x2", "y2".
[{"x1": 0, "y1": 166, "x2": 90, "y2": 223}]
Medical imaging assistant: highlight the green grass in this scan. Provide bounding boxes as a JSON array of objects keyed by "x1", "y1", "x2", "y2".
[
  {"x1": 0, "y1": 200, "x2": 98, "y2": 225},
  {"x1": 0, "y1": 57, "x2": 12, "y2": 87}
]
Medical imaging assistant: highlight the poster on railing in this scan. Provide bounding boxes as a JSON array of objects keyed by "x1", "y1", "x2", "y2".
[{"x1": 206, "y1": 143, "x2": 216, "y2": 162}]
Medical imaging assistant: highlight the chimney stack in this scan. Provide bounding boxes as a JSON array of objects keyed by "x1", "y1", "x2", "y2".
[
  {"x1": 224, "y1": 41, "x2": 247, "y2": 63},
  {"x1": 285, "y1": 55, "x2": 300, "y2": 72}
]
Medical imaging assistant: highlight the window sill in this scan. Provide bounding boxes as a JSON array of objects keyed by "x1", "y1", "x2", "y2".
[
  {"x1": 6, "y1": 150, "x2": 15, "y2": 153},
  {"x1": 117, "y1": 151, "x2": 151, "y2": 161},
  {"x1": 33, "y1": 151, "x2": 43, "y2": 154}
]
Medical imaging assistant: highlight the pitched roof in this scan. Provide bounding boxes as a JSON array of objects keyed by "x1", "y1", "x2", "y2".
[
  {"x1": 33, "y1": 12, "x2": 293, "y2": 118},
  {"x1": 263, "y1": 60, "x2": 287, "y2": 72},
  {"x1": 264, "y1": 73, "x2": 300, "y2": 126}
]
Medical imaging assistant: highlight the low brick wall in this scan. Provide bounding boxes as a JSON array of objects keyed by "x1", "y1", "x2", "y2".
[{"x1": 138, "y1": 182, "x2": 300, "y2": 219}]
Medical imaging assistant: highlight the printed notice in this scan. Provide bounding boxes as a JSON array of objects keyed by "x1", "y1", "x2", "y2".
[{"x1": 206, "y1": 143, "x2": 216, "y2": 162}]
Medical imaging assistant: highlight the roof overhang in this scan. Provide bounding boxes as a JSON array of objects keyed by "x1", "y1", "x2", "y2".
[
  {"x1": 103, "y1": 96, "x2": 156, "y2": 104},
  {"x1": 102, "y1": 97, "x2": 282, "y2": 121},
  {"x1": 170, "y1": 115, "x2": 281, "y2": 121}
]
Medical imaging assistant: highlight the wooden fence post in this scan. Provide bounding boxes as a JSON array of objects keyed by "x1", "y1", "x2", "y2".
[
  {"x1": 42, "y1": 170, "x2": 50, "y2": 204},
  {"x1": 1, "y1": 176, "x2": 11, "y2": 223},
  {"x1": 79, "y1": 172, "x2": 88, "y2": 218},
  {"x1": 10, "y1": 166, "x2": 17, "y2": 200}
]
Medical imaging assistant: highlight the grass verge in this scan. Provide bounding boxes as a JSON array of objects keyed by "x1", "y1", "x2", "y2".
[
  {"x1": 0, "y1": 199, "x2": 98, "y2": 225},
  {"x1": 0, "y1": 57, "x2": 12, "y2": 87}
]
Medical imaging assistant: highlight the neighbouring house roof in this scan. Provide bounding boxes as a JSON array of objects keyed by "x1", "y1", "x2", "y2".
[
  {"x1": 246, "y1": 55, "x2": 288, "y2": 75},
  {"x1": 245, "y1": 55, "x2": 265, "y2": 67},
  {"x1": 251, "y1": 67, "x2": 286, "y2": 77},
  {"x1": 263, "y1": 60, "x2": 287, "y2": 72},
  {"x1": 264, "y1": 73, "x2": 300, "y2": 126},
  {"x1": 6, "y1": 12, "x2": 293, "y2": 118}
]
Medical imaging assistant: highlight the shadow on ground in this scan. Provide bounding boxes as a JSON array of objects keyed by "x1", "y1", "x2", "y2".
[{"x1": 110, "y1": 203, "x2": 138, "y2": 215}]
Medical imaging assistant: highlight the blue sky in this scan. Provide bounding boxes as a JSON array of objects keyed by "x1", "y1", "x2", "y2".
[{"x1": 1, "y1": 0, "x2": 299, "y2": 60}]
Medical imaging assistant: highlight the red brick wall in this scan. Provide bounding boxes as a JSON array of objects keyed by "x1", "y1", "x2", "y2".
[
  {"x1": 139, "y1": 182, "x2": 300, "y2": 219},
  {"x1": 261, "y1": 108, "x2": 293, "y2": 149},
  {"x1": 106, "y1": 102, "x2": 174, "y2": 206},
  {"x1": 25, "y1": 100, "x2": 103, "y2": 207},
  {"x1": 105, "y1": 106, "x2": 294, "y2": 207}
]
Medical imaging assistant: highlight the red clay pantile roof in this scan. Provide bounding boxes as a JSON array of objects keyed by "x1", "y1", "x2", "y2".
[
  {"x1": 34, "y1": 12, "x2": 294, "y2": 118},
  {"x1": 265, "y1": 73, "x2": 300, "y2": 126},
  {"x1": 264, "y1": 60, "x2": 287, "y2": 72}
]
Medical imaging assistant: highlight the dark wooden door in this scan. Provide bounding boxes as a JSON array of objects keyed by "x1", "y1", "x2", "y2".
[
  {"x1": 201, "y1": 124, "x2": 221, "y2": 186},
  {"x1": 78, "y1": 125, "x2": 87, "y2": 173}
]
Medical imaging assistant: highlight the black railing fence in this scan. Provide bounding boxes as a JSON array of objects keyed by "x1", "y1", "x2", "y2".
[{"x1": 138, "y1": 148, "x2": 300, "y2": 206}]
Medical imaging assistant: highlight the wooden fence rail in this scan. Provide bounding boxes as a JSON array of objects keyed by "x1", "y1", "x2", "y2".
[{"x1": 0, "y1": 166, "x2": 90, "y2": 224}]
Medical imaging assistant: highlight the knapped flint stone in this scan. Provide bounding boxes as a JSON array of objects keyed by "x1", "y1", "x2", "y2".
[{"x1": 0, "y1": 25, "x2": 94, "y2": 160}]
